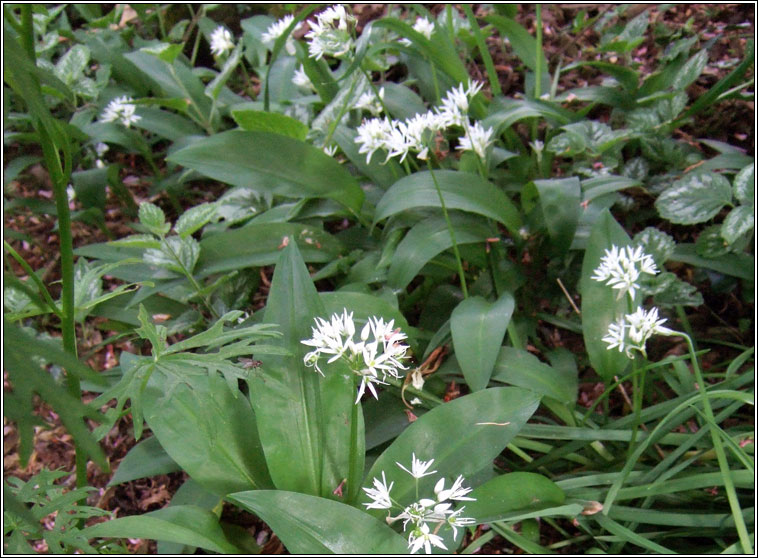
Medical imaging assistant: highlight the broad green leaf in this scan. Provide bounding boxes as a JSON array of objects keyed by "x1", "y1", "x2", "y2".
[
  {"x1": 671, "y1": 243, "x2": 754, "y2": 280},
  {"x1": 465, "y1": 472, "x2": 566, "y2": 523},
  {"x1": 451, "y1": 293, "x2": 514, "y2": 391},
  {"x1": 133, "y1": 107, "x2": 203, "y2": 141},
  {"x1": 196, "y1": 222, "x2": 342, "y2": 276},
  {"x1": 655, "y1": 171, "x2": 732, "y2": 225},
  {"x1": 387, "y1": 213, "x2": 494, "y2": 290},
  {"x1": 562, "y1": 61, "x2": 638, "y2": 92},
  {"x1": 142, "y1": 373, "x2": 273, "y2": 496},
  {"x1": 82, "y1": 505, "x2": 240, "y2": 554},
  {"x1": 144, "y1": 236, "x2": 200, "y2": 275},
  {"x1": 229, "y1": 490, "x2": 409, "y2": 554},
  {"x1": 54, "y1": 44, "x2": 90, "y2": 84},
  {"x1": 672, "y1": 49, "x2": 708, "y2": 90},
  {"x1": 651, "y1": 274, "x2": 704, "y2": 308},
  {"x1": 483, "y1": 97, "x2": 573, "y2": 134},
  {"x1": 633, "y1": 227, "x2": 675, "y2": 266},
  {"x1": 733, "y1": 163, "x2": 754, "y2": 205},
  {"x1": 579, "y1": 211, "x2": 633, "y2": 382},
  {"x1": 174, "y1": 202, "x2": 217, "y2": 239},
  {"x1": 138, "y1": 202, "x2": 170, "y2": 236},
  {"x1": 108, "y1": 436, "x2": 180, "y2": 486},
  {"x1": 140, "y1": 43, "x2": 184, "y2": 64},
  {"x1": 381, "y1": 81, "x2": 427, "y2": 121},
  {"x1": 230, "y1": 108, "x2": 308, "y2": 140},
  {"x1": 374, "y1": 170, "x2": 522, "y2": 236},
  {"x1": 167, "y1": 131, "x2": 364, "y2": 216},
  {"x1": 721, "y1": 206, "x2": 754, "y2": 245},
  {"x1": 365, "y1": 387, "x2": 541, "y2": 515},
  {"x1": 491, "y1": 347, "x2": 577, "y2": 405},
  {"x1": 534, "y1": 177, "x2": 581, "y2": 254},
  {"x1": 248, "y1": 242, "x2": 357, "y2": 498}
]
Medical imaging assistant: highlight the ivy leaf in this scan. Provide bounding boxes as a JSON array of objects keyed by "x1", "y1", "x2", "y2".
[
  {"x1": 696, "y1": 225, "x2": 730, "y2": 258},
  {"x1": 633, "y1": 227, "x2": 675, "y2": 266},
  {"x1": 655, "y1": 171, "x2": 732, "y2": 224},
  {"x1": 174, "y1": 202, "x2": 218, "y2": 239}
]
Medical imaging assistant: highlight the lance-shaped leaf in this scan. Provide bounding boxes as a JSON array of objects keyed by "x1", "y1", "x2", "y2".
[
  {"x1": 579, "y1": 210, "x2": 634, "y2": 382},
  {"x1": 534, "y1": 177, "x2": 581, "y2": 254},
  {"x1": 247, "y1": 241, "x2": 359, "y2": 498},
  {"x1": 82, "y1": 505, "x2": 240, "y2": 554},
  {"x1": 229, "y1": 490, "x2": 409, "y2": 554},
  {"x1": 167, "y1": 131, "x2": 364, "y2": 216},
  {"x1": 451, "y1": 293, "x2": 514, "y2": 392},
  {"x1": 387, "y1": 213, "x2": 494, "y2": 290},
  {"x1": 364, "y1": 387, "x2": 540, "y2": 516},
  {"x1": 374, "y1": 170, "x2": 522, "y2": 236},
  {"x1": 142, "y1": 373, "x2": 273, "y2": 496},
  {"x1": 465, "y1": 472, "x2": 566, "y2": 523}
]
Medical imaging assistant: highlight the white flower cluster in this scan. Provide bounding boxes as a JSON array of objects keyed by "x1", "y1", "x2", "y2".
[
  {"x1": 363, "y1": 454, "x2": 476, "y2": 554},
  {"x1": 355, "y1": 80, "x2": 492, "y2": 164},
  {"x1": 292, "y1": 65, "x2": 315, "y2": 91},
  {"x1": 603, "y1": 306, "x2": 674, "y2": 358},
  {"x1": 354, "y1": 87, "x2": 385, "y2": 116},
  {"x1": 209, "y1": 26, "x2": 234, "y2": 57},
  {"x1": 399, "y1": 16, "x2": 436, "y2": 46},
  {"x1": 592, "y1": 244, "x2": 676, "y2": 357},
  {"x1": 262, "y1": 14, "x2": 296, "y2": 55},
  {"x1": 100, "y1": 96, "x2": 141, "y2": 128},
  {"x1": 305, "y1": 4, "x2": 356, "y2": 60},
  {"x1": 301, "y1": 309, "x2": 409, "y2": 404},
  {"x1": 591, "y1": 245, "x2": 658, "y2": 301}
]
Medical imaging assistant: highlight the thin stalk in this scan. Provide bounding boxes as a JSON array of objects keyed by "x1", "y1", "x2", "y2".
[
  {"x1": 159, "y1": 237, "x2": 220, "y2": 320},
  {"x1": 426, "y1": 162, "x2": 468, "y2": 298},
  {"x1": 346, "y1": 383, "x2": 360, "y2": 503},
  {"x1": 4, "y1": 241, "x2": 62, "y2": 318},
  {"x1": 682, "y1": 332, "x2": 753, "y2": 553},
  {"x1": 531, "y1": 5, "x2": 543, "y2": 141}
]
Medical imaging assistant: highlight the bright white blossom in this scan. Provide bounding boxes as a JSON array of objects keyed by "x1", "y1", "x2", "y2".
[
  {"x1": 603, "y1": 306, "x2": 675, "y2": 357},
  {"x1": 436, "y1": 80, "x2": 483, "y2": 127},
  {"x1": 458, "y1": 121, "x2": 494, "y2": 158},
  {"x1": 400, "y1": 16, "x2": 436, "y2": 46},
  {"x1": 363, "y1": 457, "x2": 476, "y2": 554},
  {"x1": 292, "y1": 65, "x2": 315, "y2": 90},
  {"x1": 305, "y1": 4, "x2": 356, "y2": 60},
  {"x1": 209, "y1": 26, "x2": 234, "y2": 57},
  {"x1": 100, "y1": 96, "x2": 141, "y2": 128},
  {"x1": 591, "y1": 244, "x2": 659, "y2": 301},
  {"x1": 301, "y1": 309, "x2": 410, "y2": 404},
  {"x1": 355, "y1": 116, "x2": 395, "y2": 164},
  {"x1": 396, "y1": 453, "x2": 438, "y2": 479},
  {"x1": 262, "y1": 14, "x2": 296, "y2": 55},
  {"x1": 354, "y1": 87, "x2": 385, "y2": 116},
  {"x1": 363, "y1": 471, "x2": 394, "y2": 510}
]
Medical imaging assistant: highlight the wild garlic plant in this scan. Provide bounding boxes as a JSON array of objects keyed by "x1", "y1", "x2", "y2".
[
  {"x1": 301, "y1": 309, "x2": 410, "y2": 403},
  {"x1": 363, "y1": 454, "x2": 476, "y2": 554}
]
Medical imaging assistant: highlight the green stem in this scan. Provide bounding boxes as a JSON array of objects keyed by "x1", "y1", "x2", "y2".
[
  {"x1": 531, "y1": 5, "x2": 543, "y2": 141},
  {"x1": 346, "y1": 389, "x2": 360, "y2": 503},
  {"x1": 160, "y1": 237, "x2": 220, "y2": 320},
  {"x1": 681, "y1": 332, "x2": 753, "y2": 553},
  {"x1": 426, "y1": 161, "x2": 468, "y2": 298}
]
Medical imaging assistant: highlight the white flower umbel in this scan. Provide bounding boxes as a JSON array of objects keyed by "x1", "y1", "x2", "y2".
[
  {"x1": 436, "y1": 80, "x2": 483, "y2": 128},
  {"x1": 305, "y1": 4, "x2": 356, "y2": 60},
  {"x1": 457, "y1": 120, "x2": 494, "y2": 159},
  {"x1": 363, "y1": 457, "x2": 476, "y2": 554},
  {"x1": 301, "y1": 309, "x2": 410, "y2": 403},
  {"x1": 354, "y1": 87, "x2": 385, "y2": 116},
  {"x1": 355, "y1": 117, "x2": 395, "y2": 164},
  {"x1": 396, "y1": 453, "x2": 438, "y2": 479},
  {"x1": 591, "y1": 244, "x2": 659, "y2": 301},
  {"x1": 261, "y1": 14, "x2": 296, "y2": 55},
  {"x1": 100, "y1": 96, "x2": 141, "y2": 128},
  {"x1": 209, "y1": 26, "x2": 234, "y2": 57},
  {"x1": 603, "y1": 306, "x2": 675, "y2": 358}
]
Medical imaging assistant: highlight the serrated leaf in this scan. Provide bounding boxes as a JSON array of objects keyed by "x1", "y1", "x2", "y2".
[
  {"x1": 138, "y1": 202, "x2": 170, "y2": 236},
  {"x1": 696, "y1": 224, "x2": 730, "y2": 258},
  {"x1": 144, "y1": 236, "x2": 200, "y2": 275},
  {"x1": 108, "y1": 234, "x2": 162, "y2": 249},
  {"x1": 174, "y1": 202, "x2": 217, "y2": 238},
  {"x1": 633, "y1": 227, "x2": 675, "y2": 265},
  {"x1": 652, "y1": 276, "x2": 704, "y2": 308},
  {"x1": 655, "y1": 171, "x2": 732, "y2": 224},
  {"x1": 672, "y1": 49, "x2": 708, "y2": 90},
  {"x1": 733, "y1": 163, "x2": 754, "y2": 206},
  {"x1": 721, "y1": 206, "x2": 754, "y2": 245},
  {"x1": 451, "y1": 293, "x2": 514, "y2": 392},
  {"x1": 54, "y1": 44, "x2": 90, "y2": 84}
]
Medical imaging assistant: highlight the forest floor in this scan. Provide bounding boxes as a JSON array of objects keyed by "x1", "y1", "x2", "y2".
[{"x1": 3, "y1": 3, "x2": 754, "y2": 554}]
